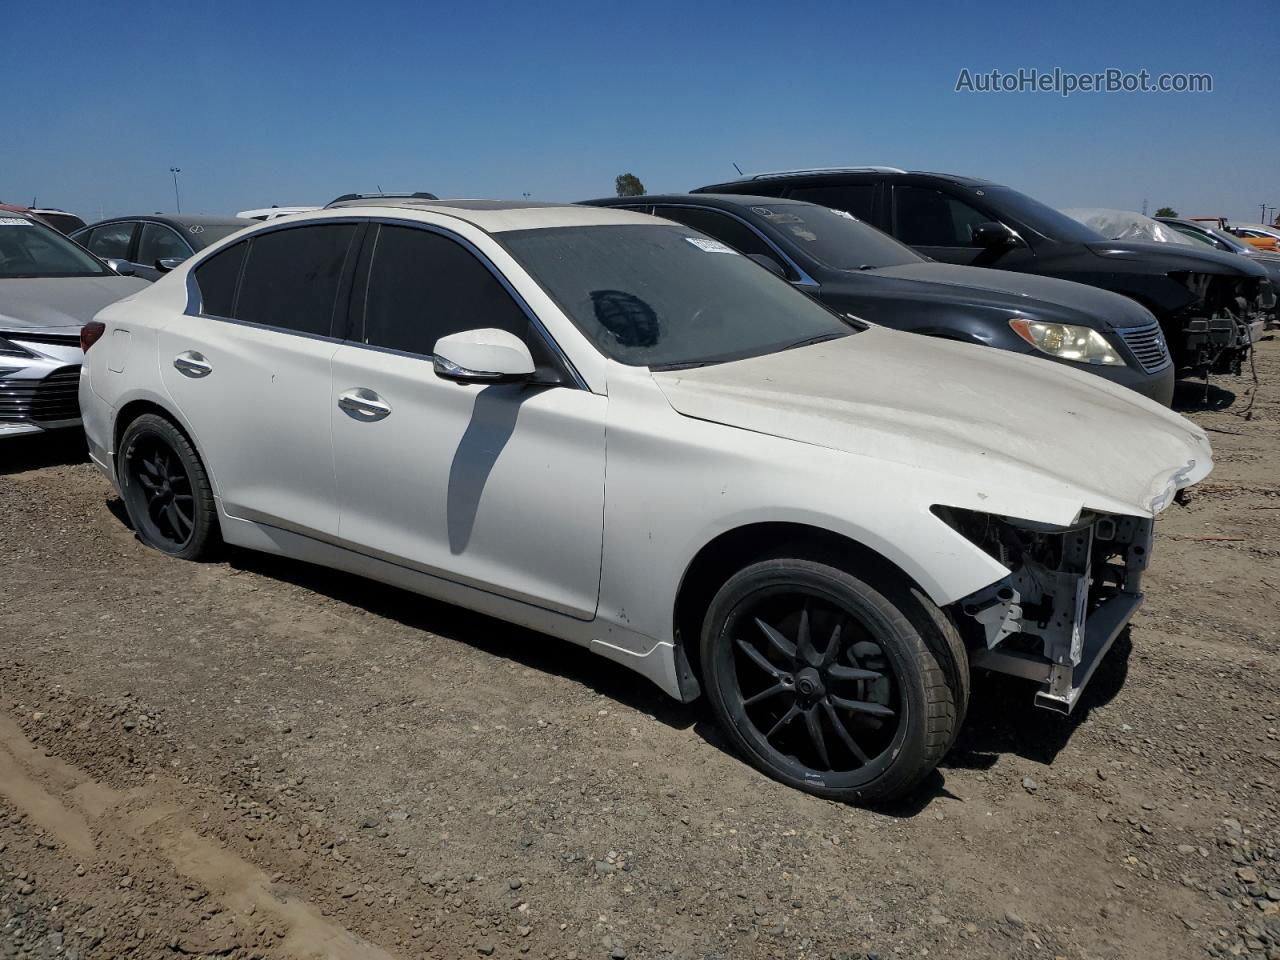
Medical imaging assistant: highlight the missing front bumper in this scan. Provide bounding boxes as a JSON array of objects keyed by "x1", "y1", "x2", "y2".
[{"x1": 949, "y1": 512, "x2": 1153, "y2": 715}]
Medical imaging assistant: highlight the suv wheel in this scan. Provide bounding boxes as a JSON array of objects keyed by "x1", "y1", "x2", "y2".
[
  {"x1": 118, "y1": 414, "x2": 219, "y2": 560},
  {"x1": 700, "y1": 558, "x2": 966, "y2": 804}
]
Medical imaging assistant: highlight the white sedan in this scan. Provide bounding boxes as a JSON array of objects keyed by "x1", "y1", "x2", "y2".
[{"x1": 78, "y1": 200, "x2": 1212, "y2": 804}]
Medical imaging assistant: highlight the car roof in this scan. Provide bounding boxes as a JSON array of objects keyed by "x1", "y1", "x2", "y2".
[
  {"x1": 312, "y1": 198, "x2": 658, "y2": 233},
  {"x1": 696, "y1": 168, "x2": 996, "y2": 190}
]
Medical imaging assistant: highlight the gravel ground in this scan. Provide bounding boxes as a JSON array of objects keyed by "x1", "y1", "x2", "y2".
[{"x1": 1, "y1": 339, "x2": 1278, "y2": 960}]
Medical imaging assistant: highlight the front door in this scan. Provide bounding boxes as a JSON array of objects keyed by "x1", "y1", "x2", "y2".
[{"x1": 330, "y1": 223, "x2": 606, "y2": 619}]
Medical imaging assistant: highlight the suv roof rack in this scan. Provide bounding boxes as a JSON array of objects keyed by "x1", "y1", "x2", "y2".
[
  {"x1": 735, "y1": 166, "x2": 907, "y2": 182},
  {"x1": 325, "y1": 191, "x2": 439, "y2": 207}
]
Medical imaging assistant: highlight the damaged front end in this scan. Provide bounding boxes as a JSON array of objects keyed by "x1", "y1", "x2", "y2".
[
  {"x1": 1172, "y1": 272, "x2": 1273, "y2": 375},
  {"x1": 937, "y1": 507, "x2": 1153, "y2": 714}
]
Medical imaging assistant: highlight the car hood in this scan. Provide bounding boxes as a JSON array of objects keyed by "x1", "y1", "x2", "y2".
[
  {"x1": 652, "y1": 328, "x2": 1211, "y2": 522},
  {"x1": 868, "y1": 261, "x2": 1155, "y2": 328},
  {"x1": 0, "y1": 276, "x2": 149, "y2": 332},
  {"x1": 1084, "y1": 239, "x2": 1267, "y2": 278}
]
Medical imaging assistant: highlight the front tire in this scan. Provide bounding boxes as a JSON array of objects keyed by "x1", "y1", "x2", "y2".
[
  {"x1": 700, "y1": 558, "x2": 965, "y2": 805},
  {"x1": 117, "y1": 414, "x2": 219, "y2": 561}
]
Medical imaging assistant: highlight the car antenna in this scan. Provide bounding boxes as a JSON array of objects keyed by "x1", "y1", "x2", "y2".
[{"x1": 731, "y1": 162, "x2": 744, "y2": 176}]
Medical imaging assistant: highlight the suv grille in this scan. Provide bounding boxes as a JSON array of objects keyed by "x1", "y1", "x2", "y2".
[
  {"x1": 1116, "y1": 321, "x2": 1172, "y2": 374},
  {"x1": 0, "y1": 365, "x2": 82, "y2": 423}
]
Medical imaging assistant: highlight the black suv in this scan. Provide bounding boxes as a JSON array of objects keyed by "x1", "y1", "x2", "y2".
[
  {"x1": 586, "y1": 194, "x2": 1174, "y2": 404},
  {"x1": 695, "y1": 168, "x2": 1273, "y2": 376}
]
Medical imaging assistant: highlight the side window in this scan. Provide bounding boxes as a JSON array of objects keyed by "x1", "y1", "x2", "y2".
[
  {"x1": 360, "y1": 225, "x2": 556, "y2": 370},
  {"x1": 193, "y1": 241, "x2": 248, "y2": 318},
  {"x1": 785, "y1": 184, "x2": 875, "y2": 222},
  {"x1": 893, "y1": 186, "x2": 990, "y2": 247},
  {"x1": 85, "y1": 222, "x2": 134, "y2": 260},
  {"x1": 234, "y1": 224, "x2": 357, "y2": 335},
  {"x1": 137, "y1": 223, "x2": 192, "y2": 265},
  {"x1": 649, "y1": 206, "x2": 777, "y2": 260}
]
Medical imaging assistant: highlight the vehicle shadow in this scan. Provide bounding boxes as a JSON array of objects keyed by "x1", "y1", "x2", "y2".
[
  {"x1": 1172, "y1": 379, "x2": 1236, "y2": 411},
  {"x1": 875, "y1": 629, "x2": 1134, "y2": 817},
  {"x1": 223, "y1": 547, "x2": 699, "y2": 732},
  {"x1": 0, "y1": 431, "x2": 88, "y2": 476}
]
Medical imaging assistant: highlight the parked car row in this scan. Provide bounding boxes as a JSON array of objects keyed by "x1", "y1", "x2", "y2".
[
  {"x1": 67, "y1": 194, "x2": 1215, "y2": 804},
  {"x1": 693, "y1": 167, "x2": 1275, "y2": 378}
]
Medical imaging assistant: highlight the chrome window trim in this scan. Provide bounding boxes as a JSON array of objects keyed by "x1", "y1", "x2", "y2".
[{"x1": 182, "y1": 215, "x2": 586, "y2": 390}]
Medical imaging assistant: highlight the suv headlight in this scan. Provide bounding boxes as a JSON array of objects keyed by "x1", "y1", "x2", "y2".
[{"x1": 1008, "y1": 319, "x2": 1123, "y2": 366}]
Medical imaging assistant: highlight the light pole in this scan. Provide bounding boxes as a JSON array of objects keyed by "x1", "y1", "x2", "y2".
[{"x1": 170, "y1": 167, "x2": 182, "y2": 213}]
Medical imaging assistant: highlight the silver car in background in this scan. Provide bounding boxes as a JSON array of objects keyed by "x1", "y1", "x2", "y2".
[{"x1": 0, "y1": 212, "x2": 148, "y2": 439}]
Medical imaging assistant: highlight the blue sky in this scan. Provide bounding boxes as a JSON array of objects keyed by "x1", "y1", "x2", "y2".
[{"x1": 6, "y1": 0, "x2": 1277, "y2": 223}]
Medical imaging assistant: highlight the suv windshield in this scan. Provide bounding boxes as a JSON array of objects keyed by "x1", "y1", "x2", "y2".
[
  {"x1": 0, "y1": 216, "x2": 109, "y2": 278},
  {"x1": 975, "y1": 186, "x2": 1105, "y2": 244},
  {"x1": 745, "y1": 202, "x2": 923, "y2": 271},
  {"x1": 500, "y1": 224, "x2": 857, "y2": 368}
]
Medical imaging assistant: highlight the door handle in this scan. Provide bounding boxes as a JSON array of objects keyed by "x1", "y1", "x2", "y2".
[
  {"x1": 337, "y1": 388, "x2": 392, "y2": 421},
  {"x1": 173, "y1": 351, "x2": 212, "y2": 378}
]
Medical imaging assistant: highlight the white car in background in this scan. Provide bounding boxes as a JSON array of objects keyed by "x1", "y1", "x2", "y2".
[
  {"x1": 0, "y1": 212, "x2": 147, "y2": 438},
  {"x1": 78, "y1": 199, "x2": 1212, "y2": 803}
]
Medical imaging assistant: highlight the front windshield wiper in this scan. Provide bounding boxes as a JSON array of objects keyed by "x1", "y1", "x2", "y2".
[
  {"x1": 780, "y1": 331, "x2": 848, "y2": 352},
  {"x1": 648, "y1": 358, "x2": 733, "y2": 372}
]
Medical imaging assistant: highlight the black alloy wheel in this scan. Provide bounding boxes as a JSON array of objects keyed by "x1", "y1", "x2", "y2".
[
  {"x1": 118, "y1": 414, "x2": 219, "y2": 560},
  {"x1": 701, "y1": 558, "x2": 964, "y2": 804}
]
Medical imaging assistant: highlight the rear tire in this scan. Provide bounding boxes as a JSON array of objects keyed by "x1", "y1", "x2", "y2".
[
  {"x1": 117, "y1": 414, "x2": 219, "y2": 561},
  {"x1": 700, "y1": 558, "x2": 965, "y2": 805}
]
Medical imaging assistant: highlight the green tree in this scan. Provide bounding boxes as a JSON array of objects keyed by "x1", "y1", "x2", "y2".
[
  {"x1": 615, "y1": 173, "x2": 646, "y2": 197},
  {"x1": 1154, "y1": 206, "x2": 1178, "y2": 218}
]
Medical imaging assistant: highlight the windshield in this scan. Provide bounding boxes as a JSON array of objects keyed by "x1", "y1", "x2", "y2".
[
  {"x1": 975, "y1": 186, "x2": 1106, "y2": 244},
  {"x1": 746, "y1": 202, "x2": 923, "y2": 271},
  {"x1": 0, "y1": 216, "x2": 109, "y2": 278},
  {"x1": 500, "y1": 224, "x2": 857, "y2": 368},
  {"x1": 188, "y1": 223, "x2": 249, "y2": 248}
]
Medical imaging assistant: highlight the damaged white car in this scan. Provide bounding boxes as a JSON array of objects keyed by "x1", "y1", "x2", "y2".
[{"x1": 78, "y1": 200, "x2": 1212, "y2": 803}]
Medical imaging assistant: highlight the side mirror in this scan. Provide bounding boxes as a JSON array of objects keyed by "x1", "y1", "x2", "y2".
[
  {"x1": 746, "y1": 252, "x2": 786, "y2": 278},
  {"x1": 971, "y1": 221, "x2": 1021, "y2": 249},
  {"x1": 155, "y1": 257, "x2": 186, "y2": 273},
  {"x1": 433, "y1": 328, "x2": 535, "y2": 384},
  {"x1": 105, "y1": 258, "x2": 135, "y2": 276}
]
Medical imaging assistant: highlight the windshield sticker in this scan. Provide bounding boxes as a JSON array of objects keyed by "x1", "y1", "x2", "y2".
[
  {"x1": 685, "y1": 236, "x2": 738, "y2": 254},
  {"x1": 188, "y1": 224, "x2": 205, "y2": 234},
  {"x1": 788, "y1": 226, "x2": 818, "y2": 242},
  {"x1": 0, "y1": 218, "x2": 32, "y2": 226},
  {"x1": 829, "y1": 209, "x2": 858, "y2": 220}
]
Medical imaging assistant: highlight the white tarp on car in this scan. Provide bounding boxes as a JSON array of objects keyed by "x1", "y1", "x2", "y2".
[{"x1": 1063, "y1": 208, "x2": 1197, "y2": 245}]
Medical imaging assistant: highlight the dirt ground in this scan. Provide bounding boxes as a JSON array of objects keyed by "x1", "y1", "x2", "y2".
[{"x1": 2, "y1": 340, "x2": 1278, "y2": 960}]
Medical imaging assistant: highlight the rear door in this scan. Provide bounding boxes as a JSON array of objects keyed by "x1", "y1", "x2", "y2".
[
  {"x1": 157, "y1": 221, "x2": 361, "y2": 538},
  {"x1": 329, "y1": 222, "x2": 607, "y2": 619}
]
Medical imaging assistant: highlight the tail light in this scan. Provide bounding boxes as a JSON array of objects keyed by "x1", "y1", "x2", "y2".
[{"x1": 80, "y1": 321, "x2": 106, "y2": 352}]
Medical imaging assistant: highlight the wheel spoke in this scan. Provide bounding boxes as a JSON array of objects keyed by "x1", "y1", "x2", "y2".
[
  {"x1": 754, "y1": 617, "x2": 797, "y2": 660},
  {"x1": 164, "y1": 501, "x2": 190, "y2": 541},
  {"x1": 734, "y1": 637, "x2": 785, "y2": 680},
  {"x1": 796, "y1": 601, "x2": 819, "y2": 666},
  {"x1": 822, "y1": 699, "x2": 870, "y2": 764},
  {"x1": 819, "y1": 619, "x2": 842, "y2": 668},
  {"x1": 803, "y1": 707, "x2": 831, "y2": 769},
  {"x1": 827, "y1": 664, "x2": 882, "y2": 682},
  {"x1": 140, "y1": 456, "x2": 162, "y2": 478},
  {"x1": 743, "y1": 682, "x2": 789, "y2": 708},
  {"x1": 830, "y1": 694, "x2": 895, "y2": 719},
  {"x1": 136, "y1": 473, "x2": 159, "y2": 492},
  {"x1": 765, "y1": 703, "x2": 801, "y2": 741}
]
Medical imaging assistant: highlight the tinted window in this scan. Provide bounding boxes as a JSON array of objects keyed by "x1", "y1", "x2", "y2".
[
  {"x1": 235, "y1": 224, "x2": 357, "y2": 335},
  {"x1": 193, "y1": 241, "x2": 248, "y2": 318},
  {"x1": 137, "y1": 223, "x2": 192, "y2": 265},
  {"x1": 0, "y1": 217, "x2": 109, "y2": 278},
  {"x1": 360, "y1": 225, "x2": 543, "y2": 361},
  {"x1": 786, "y1": 184, "x2": 875, "y2": 221},
  {"x1": 893, "y1": 186, "x2": 991, "y2": 247},
  {"x1": 500, "y1": 224, "x2": 856, "y2": 368},
  {"x1": 85, "y1": 222, "x2": 134, "y2": 260},
  {"x1": 649, "y1": 206, "x2": 779, "y2": 261}
]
